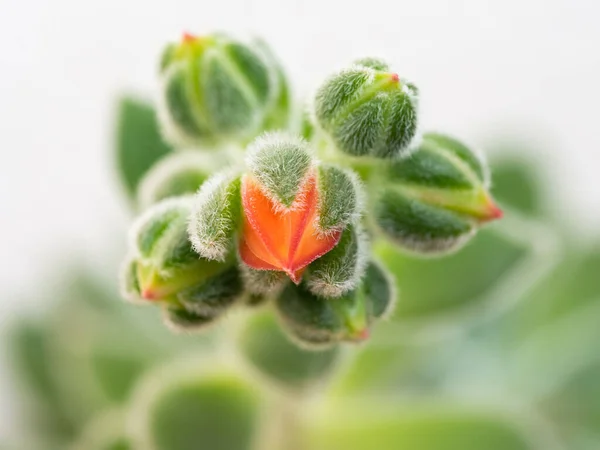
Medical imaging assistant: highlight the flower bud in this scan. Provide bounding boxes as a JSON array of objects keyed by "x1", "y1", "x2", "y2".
[
  {"x1": 305, "y1": 225, "x2": 368, "y2": 298},
  {"x1": 188, "y1": 171, "x2": 242, "y2": 262},
  {"x1": 276, "y1": 261, "x2": 394, "y2": 348},
  {"x1": 137, "y1": 152, "x2": 214, "y2": 209},
  {"x1": 238, "y1": 133, "x2": 363, "y2": 283},
  {"x1": 373, "y1": 132, "x2": 503, "y2": 254},
  {"x1": 314, "y1": 59, "x2": 419, "y2": 159},
  {"x1": 120, "y1": 197, "x2": 243, "y2": 331},
  {"x1": 158, "y1": 32, "x2": 284, "y2": 147}
]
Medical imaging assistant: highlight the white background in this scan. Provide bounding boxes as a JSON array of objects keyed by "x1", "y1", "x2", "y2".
[{"x1": 1, "y1": 0, "x2": 599, "y2": 439}]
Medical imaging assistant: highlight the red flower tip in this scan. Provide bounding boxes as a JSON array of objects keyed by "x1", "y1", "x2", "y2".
[
  {"x1": 480, "y1": 197, "x2": 504, "y2": 223},
  {"x1": 141, "y1": 288, "x2": 158, "y2": 301},
  {"x1": 182, "y1": 32, "x2": 197, "y2": 43},
  {"x1": 239, "y1": 173, "x2": 341, "y2": 283},
  {"x1": 389, "y1": 73, "x2": 400, "y2": 83},
  {"x1": 356, "y1": 328, "x2": 370, "y2": 341}
]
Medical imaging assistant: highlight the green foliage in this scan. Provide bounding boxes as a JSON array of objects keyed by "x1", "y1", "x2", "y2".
[
  {"x1": 130, "y1": 368, "x2": 262, "y2": 450},
  {"x1": 238, "y1": 311, "x2": 340, "y2": 391},
  {"x1": 307, "y1": 406, "x2": 536, "y2": 450},
  {"x1": 137, "y1": 152, "x2": 214, "y2": 209},
  {"x1": 115, "y1": 97, "x2": 173, "y2": 197},
  {"x1": 16, "y1": 30, "x2": 599, "y2": 450},
  {"x1": 379, "y1": 228, "x2": 525, "y2": 319}
]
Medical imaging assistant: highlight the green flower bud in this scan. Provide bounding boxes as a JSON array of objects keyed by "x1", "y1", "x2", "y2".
[
  {"x1": 188, "y1": 171, "x2": 242, "y2": 262},
  {"x1": 314, "y1": 59, "x2": 419, "y2": 159},
  {"x1": 373, "y1": 132, "x2": 503, "y2": 254},
  {"x1": 158, "y1": 32, "x2": 283, "y2": 147},
  {"x1": 315, "y1": 164, "x2": 363, "y2": 235},
  {"x1": 305, "y1": 225, "x2": 368, "y2": 298},
  {"x1": 276, "y1": 261, "x2": 394, "y2": 348},
  {"x1": 238, "y1": 311, "x2": 340, "y2": 391},
  {"x1": 137, "y1": 152, "x2": 214, "y2": 209},
  {"x1": 120, "y1": 197, "x2": 243, "y2": 331}
]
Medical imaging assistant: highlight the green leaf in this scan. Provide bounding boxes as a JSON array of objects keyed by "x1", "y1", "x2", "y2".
[
  {"x1": 238, "y1": 311, "x2": 340, "y2": 391},
  {"x1": 378, "y1": 227, "x2": 525, "y2": 319},
  {"x1": 115, "y1": 96, "x2": 173, "y2": 197},
  {"x1": 130, "y1": 367, "x2": 262, "y2": 450},
  {"x1": 71, "y1": 410, "x2": 131, "y2": 450},
  {"x1": 307, "y1": 405, "x2": 537, "y2": 450},
  {"x1": 491, "y1": 157, "x2": 545, "y2": 216},
  {"x1": 8, "y1": 320, "x2": 76, "y2": 443}
]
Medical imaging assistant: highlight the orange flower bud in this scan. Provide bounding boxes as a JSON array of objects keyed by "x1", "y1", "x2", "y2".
[{"x1": 239, "y1": 171, "x2": 341, "y2": 283}]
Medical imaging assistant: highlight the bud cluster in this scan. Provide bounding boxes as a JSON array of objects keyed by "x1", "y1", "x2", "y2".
[{"x1": 119, "y1": 31, "x2": 503, "y2": 349}]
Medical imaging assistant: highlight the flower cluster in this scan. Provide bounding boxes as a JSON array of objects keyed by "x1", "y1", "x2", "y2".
[{"x1": 120, "y1": 32, "x2": 502, "y2": 348}]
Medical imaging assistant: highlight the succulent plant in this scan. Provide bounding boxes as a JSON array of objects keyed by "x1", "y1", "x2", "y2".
[{"x1": 13, "y1": 30, "x2": 599, "y2": 450}]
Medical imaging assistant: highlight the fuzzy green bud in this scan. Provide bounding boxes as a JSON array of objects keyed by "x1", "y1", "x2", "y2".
[
  {"x1": 137, "y1": 152, "x2": 215, "y2": 209},
  {"x1": 158, "y1": 32, "x2": 284, "y2": 147},
  {"x1": 314, "y1": 59, "x2": 419, "y2": 159},
  {"x1": 188, "y1": 171, "x2": 242, "y2": 262},
  {"x1": 373, "y1": 132, "x2": 503, "y2": 254},
  {"x1": 276, "y1": 261, "x2": 394, "y2": 348},
  {"x1": 305, "y1": 225, "x2": 368, "y2": 298},
  {"x1": 120, "y1": 197, "x2": 243, "y2": 331}
]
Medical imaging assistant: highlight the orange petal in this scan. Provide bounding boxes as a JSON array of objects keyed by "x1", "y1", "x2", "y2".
[
  {"x1": 242, "y1": 175, "x2": 290, "y2": 266},
  {"x1": 293, "y1": 225, "x2": 342, "y2": 271},
  {"x1": 239, "y1": 238, "x2": 279, "y2": 271},
  {"x1": 241, "y1": 213, "x2": 281, "y2": 268},
  {"x1": 239, "y1": 172, "x2": 341, "y2": 282}
]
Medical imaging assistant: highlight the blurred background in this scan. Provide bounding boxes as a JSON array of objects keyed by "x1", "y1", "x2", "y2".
[{"x1": 1, "y1": 0, "x2": 599, "y2": 448}]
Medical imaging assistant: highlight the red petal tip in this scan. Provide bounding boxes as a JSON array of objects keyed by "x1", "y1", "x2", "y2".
[
  {"x1": 141, "y1": 289, "x2": 157, "y2": 301},
  {"x1": 389, "y1": 73, "x2": 400, "y2": 82},
  {"x1": 182, "y1": 32, "x2": 197, "y2": 43},
  {"x1": 355, "y1": 328, "x2": 370, "y2": 341},
  {"x1": 483, "y1": 200, "x2": 504, "y2": 222}
]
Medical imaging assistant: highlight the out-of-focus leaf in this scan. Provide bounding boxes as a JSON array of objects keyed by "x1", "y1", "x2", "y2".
[
  {"x1": 18, "y1": 267, "x2": 213, "y2": 435},
  {"x1": 542, "y1": 360, "x2": 600, "y2": 448},
  {"x1": 307, "y1": 404, "x2": 537, "y2": 450},
  {"x1": 505, "y1": 244, "x2": 600, "y2": 340},
  {"x1": 115, "y1": 96, "x2": 172, "y2": 197},
  {"x1": 71, "y1": 409, "x2": 131, "y2": 450},
  {"x1": 491, "y1": 157, "x2": 545, "y2": 217},
  {"x1": 129, "y1": 366, "x2": 262, "y2": 450},
  {"x1": 8, "y1": 320, "x2": 76, "y2": 443},
  {"x1": 238, "y1": 311, "x2": 340, "y2": 391},
  {"x1": 329, "y1": 341, "x2": 447, "y2": 397},
  {"x1": 378, "y1": 228, "x2": 525, "y2": 320}
]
